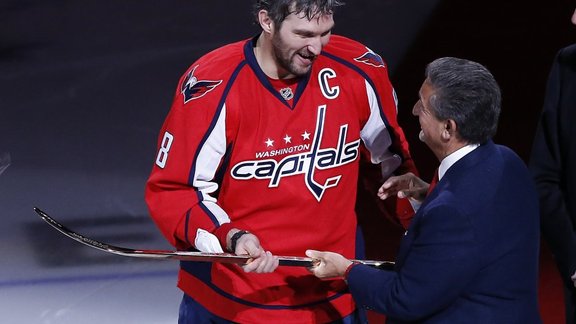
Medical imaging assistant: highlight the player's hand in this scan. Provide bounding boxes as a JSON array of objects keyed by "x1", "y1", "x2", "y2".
[
  {"x1": 378, "y1": 172, "x2": 428, "y2": 202},
  {"x1": 234, "y1": 232, "x2": 279, "y2": 273},
  {"x1": 305, "y1": 250, "x2": 352, "y2": 279}
]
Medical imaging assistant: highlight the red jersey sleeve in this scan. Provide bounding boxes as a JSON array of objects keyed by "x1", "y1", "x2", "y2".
[
  {"x1": 145, "y1": 42, "x2": 245, "y2": 250},
  {"x1": 325, "y1": 35, "x2": 418, "y2": 227}
]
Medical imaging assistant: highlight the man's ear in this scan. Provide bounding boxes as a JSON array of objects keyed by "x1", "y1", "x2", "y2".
[
  {"x1": 258, "y1": 10, "x2": 273, "y2": 33},
  {"x1": 442, "y1": 119, "x2": 457, "y2": 140}
]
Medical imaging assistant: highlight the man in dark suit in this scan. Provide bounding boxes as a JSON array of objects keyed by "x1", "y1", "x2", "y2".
[
  {"x1": 529, "y1": 8, "x2": 576, "y2": 324},
  {"x1": 307, "y1": 57, "x2": 542, "y2": 323}
]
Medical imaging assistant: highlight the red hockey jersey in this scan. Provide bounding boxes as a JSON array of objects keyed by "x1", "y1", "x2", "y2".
[{"x1": 145, "y1": 35, "x2": 415, "y2": 323}]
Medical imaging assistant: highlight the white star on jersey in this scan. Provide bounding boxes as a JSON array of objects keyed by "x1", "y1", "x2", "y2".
[
  {"x1": 283, "y1": 135, "x2": 292, "y2": 144},
  {"x1": 265, "y1": 138, "x2": 274, "y2": 147},
  {"x1": 302, "y1": 131, "x2": 311, "y2": 141}
]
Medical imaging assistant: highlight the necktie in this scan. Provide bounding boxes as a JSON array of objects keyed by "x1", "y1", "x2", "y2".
[{"x1": 427, "y1": 169, "x2": 439, "y2": 196}]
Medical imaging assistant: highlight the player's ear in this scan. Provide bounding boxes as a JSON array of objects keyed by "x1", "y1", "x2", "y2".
[{"x1": 258, "y1": 10, "x2": 273, "y2": 33}]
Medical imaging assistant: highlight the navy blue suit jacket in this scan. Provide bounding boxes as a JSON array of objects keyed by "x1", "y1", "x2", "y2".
[{"x1": 348, "y1": 141, "x2": 541, "y2": 323}]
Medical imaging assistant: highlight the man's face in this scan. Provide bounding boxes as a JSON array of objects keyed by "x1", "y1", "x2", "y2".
[
  {"x1": 412, "y1": 79, "x2": 445, "y2": 153},
  {"x1": 270, "y1": 11, "x2": 334, "y2": 78}
]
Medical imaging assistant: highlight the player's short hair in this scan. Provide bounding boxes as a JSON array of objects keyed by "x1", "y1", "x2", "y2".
[
  {"x1": 425, "y1": 57, "x2": 501, "y2": 144},
  {"x1": 253, "y1": 0, "x2": 344, "y2": 27}
]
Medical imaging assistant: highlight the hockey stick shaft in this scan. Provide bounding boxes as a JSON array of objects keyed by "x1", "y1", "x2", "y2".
[{"x1": 34, "y1": 207, "x2": 394, "y2": 269}]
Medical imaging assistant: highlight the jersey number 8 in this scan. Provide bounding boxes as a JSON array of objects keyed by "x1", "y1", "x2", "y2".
[{"x1": 155, "y1": 132, "x2": 174, "y2": 168}]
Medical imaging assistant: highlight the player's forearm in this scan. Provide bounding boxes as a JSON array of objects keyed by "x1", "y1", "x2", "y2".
[{"x1": 145, "y1": 179, "x2": 232, "y2": 251}]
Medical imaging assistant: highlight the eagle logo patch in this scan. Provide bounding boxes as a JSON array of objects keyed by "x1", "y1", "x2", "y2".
[
  {"x1": 354, "y1": 48, "x2": 385, "y2": 68},
  {"x1": 181, "y1": 65, "x2": 223, "y2": 103}
]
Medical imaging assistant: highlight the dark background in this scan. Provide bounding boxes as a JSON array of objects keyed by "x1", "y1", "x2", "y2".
[
  {"x1": 0, "y1": 1, "x2": 575, "y2": 321},
  {"x1": 393, "y1": 0, "x2": 576, "y2": 178},
  {"x1": 3, "y1": 0, "x2": 575, "y2": 187}
]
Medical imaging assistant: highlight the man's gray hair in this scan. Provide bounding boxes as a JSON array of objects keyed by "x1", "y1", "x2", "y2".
[{"x1": 425, "y1": 57, "x2": 501, "y2": 144}]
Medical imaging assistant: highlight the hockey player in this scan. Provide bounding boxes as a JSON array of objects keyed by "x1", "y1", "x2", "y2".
[{"x1": 145, "y1": 0, "x2": 416, "y2": 322}]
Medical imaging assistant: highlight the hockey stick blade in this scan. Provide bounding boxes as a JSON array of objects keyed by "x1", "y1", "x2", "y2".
[{"x1": 33, "y1": 207, "x2": 394, "y2": 269}]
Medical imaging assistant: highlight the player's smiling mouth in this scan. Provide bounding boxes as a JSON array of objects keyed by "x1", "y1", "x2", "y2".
[{"x1": 297, "y1": 53, "x2": 316, "y2": 64}]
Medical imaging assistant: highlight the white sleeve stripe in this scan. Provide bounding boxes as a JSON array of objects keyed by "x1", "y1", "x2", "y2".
[
  {"x1": 360, "y1": 81, "x2": 392, "y2": 162},
  {"x1": 360, "y1": 81, "x2": 401, "y2": 177},
  {"x1": 191, "y1": 104, "x2": 231, "y2": 225}
]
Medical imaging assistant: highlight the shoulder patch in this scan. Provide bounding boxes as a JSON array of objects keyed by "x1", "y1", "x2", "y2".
[
  {"x1": 180, "y1": 65, "x2": 223, "y2": 103},
  {"x1": 354, "y1": 47, "x2": 385, "y2": 68}
]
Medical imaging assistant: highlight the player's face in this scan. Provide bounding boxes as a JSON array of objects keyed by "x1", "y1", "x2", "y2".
[
  {"x1": 271, "y1": 12, "x2": 334, "y2": 78},
  {"x1": 572, "y1": 8, "x2": 576, "y2": 25},
  {"x1": 413, "y1": 79, "x2": 445, "y2": 155}
]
